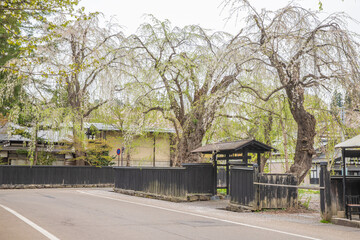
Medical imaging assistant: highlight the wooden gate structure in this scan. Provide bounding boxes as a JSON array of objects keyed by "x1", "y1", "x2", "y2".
[
  {"x1": 229, "y1": 165, "x2": 298, "y2": 211},
  {"x1": 191, "y1": 139, "x2": 276, "y2": 194},
  {"x1": 333, "y1": 134, "x2": 360, "y2": 219}
]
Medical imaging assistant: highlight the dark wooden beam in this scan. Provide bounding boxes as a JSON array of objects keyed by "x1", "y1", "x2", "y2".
[
  {"x1": 226, "y1": 153, "x2": 229, "y2": 195},
  {"x1": 342, "y1": 148, "x2": 347, "y2": 218},
  {"x1": 243, "y1": 150, "x2": 248, "y2": 165},
  {"x1": 344, "y1": 150, "x2": 360, "y2": 158},
  {"x1": 216, "y1": 156, "x2": 243, "y2": 160},
  {"x1": 257, "y1": 153, "x2": 261, "y2": 173},
  {"x1": 212, "y1": 152, "x2": 217, "y2": 195}
]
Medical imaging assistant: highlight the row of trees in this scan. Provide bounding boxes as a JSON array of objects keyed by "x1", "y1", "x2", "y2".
[{"x1": 1, "y1": 0, "x2": 359, "y2": 182}]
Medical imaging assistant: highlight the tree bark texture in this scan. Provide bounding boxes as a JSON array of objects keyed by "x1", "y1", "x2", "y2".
[
  {"x1": 72, "y1": 115, "x2": 85, "y2": 166},
  {"x1": 175, "y1": 105, "x2": 208, "y2": 165},
  {"x1": 285, "y1": 80, "x2": 316, "y2": 183},
  {"x1": 260, "y1": 111, "x2": 273, "y2": 172}
]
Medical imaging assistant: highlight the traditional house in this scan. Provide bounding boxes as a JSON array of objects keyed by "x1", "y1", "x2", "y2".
[{"x1": 0, "y1": 123, "x2": 175, "y2": 167}]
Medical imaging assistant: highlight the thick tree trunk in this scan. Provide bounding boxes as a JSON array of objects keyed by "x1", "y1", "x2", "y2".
[
  {"x1": 175, "y1": 109, "x2": 208, "y2": 165},
  {"x1": 176, "y1": 124, "x2": 205, "y2": 165},
  {"x1": 34, "y1": 144, "x2": 38, "y2": 165},
  {"x1": 260, "y1": 112, "x2": 273, "y2": 172},
  {"x1": 73, "y1": 115, "x2": 85, "y2": 166},
  {"x1": 126, "y1": 149, "x2": 130, "y2": 166},
  {"x1": 33, "y1": 127, "x2": 38, "y2": 165},
  {"x1": 286, "y1": 84, "x2": 316, "y2": 183}
]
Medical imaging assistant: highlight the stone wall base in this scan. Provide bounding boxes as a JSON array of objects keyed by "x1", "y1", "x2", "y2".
[
  {"x1": 226, "y1": 203, "x2": 254, "y2": 212},
  {"x1": 186, "y1": 194, "x2": 212, "y2": 201},
  {"x1": 113, "y1": 188, "x2": 212, "y2": 202},
  {"x1": 0, "y1": 184, "x2": 114, "y2": 189}
]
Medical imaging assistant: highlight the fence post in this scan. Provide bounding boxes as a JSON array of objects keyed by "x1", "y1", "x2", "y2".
[
  {"x1": 212, "y1": 153, "x2": 217, "y2": 196},
  {"x1": 0, "y1": 166, "x2": 2, "y2": 185},
  {"x1": 253, "y1": 164, "x2": 260, "y2": 211},
  {"x1": 320, "y1": 162, "x2": 332, "y2": 221}
]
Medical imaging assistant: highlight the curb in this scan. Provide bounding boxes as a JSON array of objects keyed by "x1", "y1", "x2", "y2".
[
  {"x1": 113, "y1": 188, "x2": 212, "y2": 202},
  {"x1": 331, "y1": 218, "x2": 360, "y2": 228},
  {"x1": 226, "y1": 203, "x2": 254, "y2": 212}
]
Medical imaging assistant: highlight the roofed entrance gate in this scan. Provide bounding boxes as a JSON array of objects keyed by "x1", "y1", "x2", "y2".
[{"x1": 191, "y1": 139, "x2": 276, "y2": 194}]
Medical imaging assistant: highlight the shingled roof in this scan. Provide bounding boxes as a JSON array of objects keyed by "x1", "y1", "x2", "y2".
[
  {"x1": 335, "y1": 134, "x2": 360, "y2": 149},
  {"x1": 191, "y1": 139, "x2": 277, "y2": 154}
]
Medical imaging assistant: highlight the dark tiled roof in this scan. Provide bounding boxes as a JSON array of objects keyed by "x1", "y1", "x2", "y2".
[
  {"x1": 0, "y1": 134, "x2": 30, "y2": 142},
  {"x1": 191, "y1": 139, "x2": 277, "y2": 154}
]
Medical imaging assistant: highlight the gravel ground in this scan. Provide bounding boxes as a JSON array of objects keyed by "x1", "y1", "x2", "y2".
[{"x1": 184, "y1": 194, "x2": 322, "y2": 225}]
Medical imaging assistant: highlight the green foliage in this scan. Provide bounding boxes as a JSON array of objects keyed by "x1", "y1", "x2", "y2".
[
  {"x1": 59, "y1": 137, "x2": 115, "y2": 166},
  {"x1": 1, "y1": 0, "x2": 79, "y2": 55},
  {"x1": 217, "y1": 189, "x2": 227, "y2": 195},
  {"x1": 84, "y1": 139, "x2": 115, "y2": 166},
  {"x1": 0, "y1": 10, "x2": 23, "y2": 117},
  {"x1": 332, "y1": 90, "x2": 343, "y2": 108},
  {"x1": 0, "y1": 15, "x2": 20, "y2": 66},
  {"x1": 36, "y1": 151, "x2": 57, "y2": 165},
  {"x1": 318, "y1": 1, "x2": 323, "y2": 11},
  {"x1": 15, "y1": 149, "x2": 28, "y2": 155},
  {"x1": 87, "y1": 124, "x2": 99, "y2": 136}
]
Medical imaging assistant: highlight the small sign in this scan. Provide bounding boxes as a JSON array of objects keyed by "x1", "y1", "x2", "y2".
[{"x1": 116, "y1": 148, "x2": 121, "y2": 155}]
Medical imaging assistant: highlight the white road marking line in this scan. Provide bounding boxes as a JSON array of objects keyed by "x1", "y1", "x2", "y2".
[
  {"x1": 78, "y1": 190, "x2": 321, "y2": 240},
  {"x1": 0, "y1": 204, "x2": 60, "y2": 240}
]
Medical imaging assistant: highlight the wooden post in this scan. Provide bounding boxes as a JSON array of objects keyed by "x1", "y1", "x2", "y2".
[
  {"x1": 342, "y1": 147, "x2": 347, "y2": 217},
  {"x1": 226, "y1": 153, "x2": 229, "y2": 195},
  {"x1": 253, "y1": 163, "x2": 260, "y2": 210},
  {"x1": 212, "y1": 152, "x2": 217, "y2": 196},
  {"x1": 320, "y1": 162, "x2": 332, "y2": 220},
  {"x1": 153, "y1": 134, "x2": 156, "y2": 167},
  {"x1": 257, "y1": 153, "x2": 261, "y2": 172},
  {"x1": 243, "y1": 150, "x2": 248, "y2": 166},
  {"x1": 121, "y1": 147, "x2": 124, "y2": 167}
]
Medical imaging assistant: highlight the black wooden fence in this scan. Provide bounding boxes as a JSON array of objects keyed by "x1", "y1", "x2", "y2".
[
  {"x1": 114, "y1": 163, "x2": 215, "y2": 199},
  {"x1": 230, "y1": 167, "x2": 255, "y2": 208},
  {"x1": 328, "y1": 176, "x2": 360, "y2": 215},
  {"x1": 229, "y1": 166, "x2": 298, "y2": 210},
  {"x1": 258, "y1": 173, "x2": 297, "y2": 209},
  {"x1": 183, "y1": 163, "x2": 214, "y2": 194},
  {"x1": 114, "y1": 167, "x2": 187, "y2": 197},
  {"x1": 0, "y1": 166, "x2": 114, "y2": 187}
]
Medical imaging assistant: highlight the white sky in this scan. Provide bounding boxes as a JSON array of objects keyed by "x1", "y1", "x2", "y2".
[{"x1": 80, "y1": 0, "x2": 360, "y2": 35}]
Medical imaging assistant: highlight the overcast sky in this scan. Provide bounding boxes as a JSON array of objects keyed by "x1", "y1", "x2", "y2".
[{"x1": 80, "y1": 0, "x2": 359, "y2": 35}]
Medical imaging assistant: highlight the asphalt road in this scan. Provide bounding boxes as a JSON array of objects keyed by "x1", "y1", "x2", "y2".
[{"x1": 0, "y1": 188, "x2": 359, "y2": 240}]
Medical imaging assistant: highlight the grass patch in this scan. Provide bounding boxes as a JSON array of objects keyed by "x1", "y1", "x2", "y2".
[
  {"x1": 298, "y1": 189, "x2": 320, "y2": 195},
  {"x1": 217, "y1": 189, "x2": 227, "y2": 195},
  {"x1": 301, "y1": 196, "x2": 312, "y2": 209},
  {"x1": 320, "y1": 219, "x2": 331, "y2": 224}
]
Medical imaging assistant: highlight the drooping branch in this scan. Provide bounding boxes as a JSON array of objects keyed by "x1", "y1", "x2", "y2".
[{"x1": 83, "y1": 100, "x2": 109, "y2": 118}]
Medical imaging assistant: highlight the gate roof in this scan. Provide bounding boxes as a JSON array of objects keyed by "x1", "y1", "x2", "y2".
[
  {"x1": 335, "y1": 134, "x2": 360, "y2": 149},
  {"x1": 191, "y1": 139, "x2": 277, "y2": 154}
]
